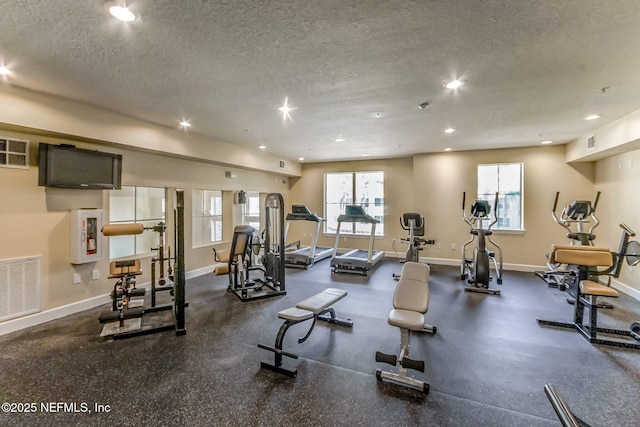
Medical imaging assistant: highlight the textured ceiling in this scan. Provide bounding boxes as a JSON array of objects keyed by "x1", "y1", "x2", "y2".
[{"x1": 1, "y1": 0, "x2": 640, "y2": 162}]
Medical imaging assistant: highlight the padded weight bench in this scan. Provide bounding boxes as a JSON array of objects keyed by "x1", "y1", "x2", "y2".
[
  {"x1": 375, "y1": 262, "x2": 436, "y2": 394},
  {"x1": 258, "y1": 288, "x2": 353, "y2": 377},
  {"x1": 537, "y1": 247, "x2": 640, "y2": 350},
  {"x1": 98, "y1": 259, "x2": 146, "y2": 336}
]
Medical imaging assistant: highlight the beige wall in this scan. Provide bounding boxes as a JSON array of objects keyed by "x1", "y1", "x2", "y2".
[
  {"x1": 594, "y1": 149, "x2": 640, "y2": 293},
  {"x1": 288, "y1": 145, "x2": 596, "y2": 268},
  {"x1": 413, "y1": 145, "x2": 595, "y2": 266},
  {"x1": 288, "y1": 157, "x2": 414, "y2": 253},
  {"x1": 0, "y1": 127, "x2": 289, "y2": 312}
]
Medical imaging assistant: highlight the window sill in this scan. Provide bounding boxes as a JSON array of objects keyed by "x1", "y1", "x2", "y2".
[
  {"x1": 492, "y1": 229, "x2": 525, "y2": 235},
  {"x1": 323, "y1": 233, "x2": 385, "y2": 239},
  {"x1": 193, "y1": 241, "x2": 227, "y2": 250}
]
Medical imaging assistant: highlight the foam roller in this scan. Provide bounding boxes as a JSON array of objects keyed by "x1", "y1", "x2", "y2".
[{"x1": 101, "y1": 223, "x2": 144, "y2": 236}]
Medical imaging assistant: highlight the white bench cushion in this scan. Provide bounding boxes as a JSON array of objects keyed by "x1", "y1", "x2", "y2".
[
  {"x1": 388, "y1": 308, "x2": 425, "y2": 331},
  {"x1": 278, "y1": 307, "x2": 314, "y2": 321},
  {"x1": 296, "y1": 288, "x2": 347, "y2": 314}
]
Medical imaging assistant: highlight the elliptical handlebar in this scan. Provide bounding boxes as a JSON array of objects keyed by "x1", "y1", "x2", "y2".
[
  {"x1": 462, "y1": 192, "x2": 499, "y2": 230},
  {"x1": 461, "y1": 192, "x2": 473, "y2": 227},
  {"x1": 552, "y1": 191, "x2": 601, "y2": 237},
  {"x1": 588, "y1": 191, "x2": 601, "y2": 235},
  {"x1": 488, "y1": 192, "x2": 499, "y2": 231}
]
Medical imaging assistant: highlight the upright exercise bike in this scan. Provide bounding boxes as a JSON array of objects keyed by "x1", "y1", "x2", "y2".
[
  {"x1": 392, "y1": 213, "x2": 434, "y2": 279},
  {"x1": 461, "y1": 192, "x2": 503, "y2": 295}
]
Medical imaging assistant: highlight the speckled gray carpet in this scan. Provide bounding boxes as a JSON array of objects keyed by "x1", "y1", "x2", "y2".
[{"x1": 1, "y1": 260, "x2": 639, "y2": 426}]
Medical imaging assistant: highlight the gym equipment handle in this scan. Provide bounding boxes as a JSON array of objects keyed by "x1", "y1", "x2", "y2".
[
  {"x1": 543, "y1": 384, "x2": 585, "y2": 427},
  {"x1": 620, "y1": 222, "x2": 636, "y2": 237}
]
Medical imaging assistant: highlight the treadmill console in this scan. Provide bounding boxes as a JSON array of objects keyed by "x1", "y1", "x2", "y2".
[
  {"x1": 345, "y1": 205, "x2": 367, "y2": 216},
  {"x1": 292, "y1": 205, "x2": 312, "y2": 215}
]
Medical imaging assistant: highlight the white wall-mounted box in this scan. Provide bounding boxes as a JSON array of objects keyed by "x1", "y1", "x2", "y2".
[{"x1": 70, "y1": 209, "x2": 104, "y2": 264}]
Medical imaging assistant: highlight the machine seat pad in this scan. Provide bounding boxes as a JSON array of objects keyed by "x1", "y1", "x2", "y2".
[
  {"x1": 213, "y1": 264, "x2": 229, "y2": 275},
  {"x1": 549, "y1": 245, "x2": 612, "y2": 265},
  {"x1": 388, "y1": 308, "x2": 425, "y2": 331},
  {"x1": 296, "y1": 288, "x2": 347, "y2": 314},
  {"x1": 580, "y1": 280, "x2": 619, "y2": 298},
  {"x1": 278, "y1": 307, "x2": 314, "y2": 322}
]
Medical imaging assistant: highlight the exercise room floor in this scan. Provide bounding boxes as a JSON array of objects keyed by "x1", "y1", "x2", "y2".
[{"x1": 1, "y1": 260, "x2": 639, "y2": 426}]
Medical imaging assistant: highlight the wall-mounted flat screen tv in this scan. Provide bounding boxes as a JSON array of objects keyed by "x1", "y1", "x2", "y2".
[{"x1": 38, "y1": 143, "x2": 122, "y2": 189}]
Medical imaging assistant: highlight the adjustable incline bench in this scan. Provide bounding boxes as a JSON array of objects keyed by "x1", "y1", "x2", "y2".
[
  {"x1": 258, "y1": 288, "x2": 353, "y2": 377},
  {"x1": 537, "y1": 246, "x2": 640, "y2": 350}
]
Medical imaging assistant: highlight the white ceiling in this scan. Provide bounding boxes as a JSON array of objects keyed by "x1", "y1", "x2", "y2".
[{"x1": 1, "y1": 1, "x2": 640, "y2": 162}]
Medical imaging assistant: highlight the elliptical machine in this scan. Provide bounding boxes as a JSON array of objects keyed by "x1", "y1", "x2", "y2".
[
  {"x1": 536, "y1": 192, "x2": 600, "y2": 290},
  {"x1": 461, "y1": 192, "x2": 503, "y2": 295},
  {"x1": 392, "y1": 213, "x2": 435, "y2": 279}
]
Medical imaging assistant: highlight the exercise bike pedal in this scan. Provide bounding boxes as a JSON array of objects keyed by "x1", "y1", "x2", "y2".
[
  {"x1": 375, "y1": 351, "x2": 397, "y2": 366},
  {"x1": 400, "y1": 356, "x2": 425, "y2": 372}
]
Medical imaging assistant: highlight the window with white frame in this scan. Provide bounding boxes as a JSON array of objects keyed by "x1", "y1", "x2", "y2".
[
  {"x1": 108, "y1": 186, "x2": 166, "y2": 258},
  {"x1": 324, "y1": 171, "x2": 384, "y2": 236},
  {"x1": 243, "y1": 192, "x2": 261, "y2": 230},
  {"x1": 0, "y1": 137, "x2": 29, "y2": 169},
  {"x1": 477, "y1": 163, "x2": 523, "y2": 230},
  {"x1": 192, "y1": 189, "x2": 223, "y2": 247}
]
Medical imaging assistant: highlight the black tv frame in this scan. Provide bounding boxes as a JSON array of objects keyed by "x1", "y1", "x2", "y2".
[{"x1": 38, "y1": 142, "x2": 122, "y2": 190}]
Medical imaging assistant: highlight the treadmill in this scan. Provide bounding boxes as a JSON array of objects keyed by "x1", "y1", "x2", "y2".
[
  {"x1": 284, "y1": 205, "x2": 333, "y2": 268},
  {"x1": 330, "y1": 205, "x2": 385, "y2": 276}
]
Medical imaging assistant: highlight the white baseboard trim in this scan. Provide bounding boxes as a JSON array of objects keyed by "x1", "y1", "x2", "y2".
[
  {"x1": 610, "y1": 278, "x2": 640, "y2": 300},
  {"x1": 419, "y1": 256, "x2": 546, "y2": 273},
  {"x1": 0, "y1": 264, "x2": 216, "y2": 337},
  {"x1": 3, "y1": 261, "x2": 638, "y2": 337},
  {"x1": 0, "y1": 293, "x2": 111, "y2": 337}
]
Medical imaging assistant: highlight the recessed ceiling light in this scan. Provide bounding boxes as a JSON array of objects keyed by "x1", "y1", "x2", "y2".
[
  {"x1": 334, "y1": 137, "x2": 345, "y2": 143},
  {"x1": 584, "y1": 114, "x2": 600, "y2": 121},
  {"x1": 374, "y1": 112, "x2": 383, "y2": 118},
  {"x1": 362, "y1": 153, "x2": 369, "y2": 157},
  {"x1": 179, "y1": 120, "x2": 191, "y2": 128},
  {"x1": 259, "y1": 144, "x2": 266, "y2": 149},
  {"x1": 541, "y1": 140, "x2": 553, "y2": 145},
  {"x1": 104, "y1": 2, "x2": 137, "y2": 22},
  {"x1": 278, "y1": 97, "x2": 294, "y2": 122},
  {"x1": 298, "y1": 157, "x2": 304, "y2": 161},
  {"x1": 444, "y1": 148, "x2": 452, "y2": 152},
  {"x1": 444, "y1": 79, "x2": 465, "y2": 89},
  {"x1": 418, "y1": 102, "x2": 430, "y2": 110},
  {"x1": 0, "y1": 66, "x2": 12, "y2": 76},
  {"x1": 444, "y1": 127, "x2": 455, "y2": 134}
]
